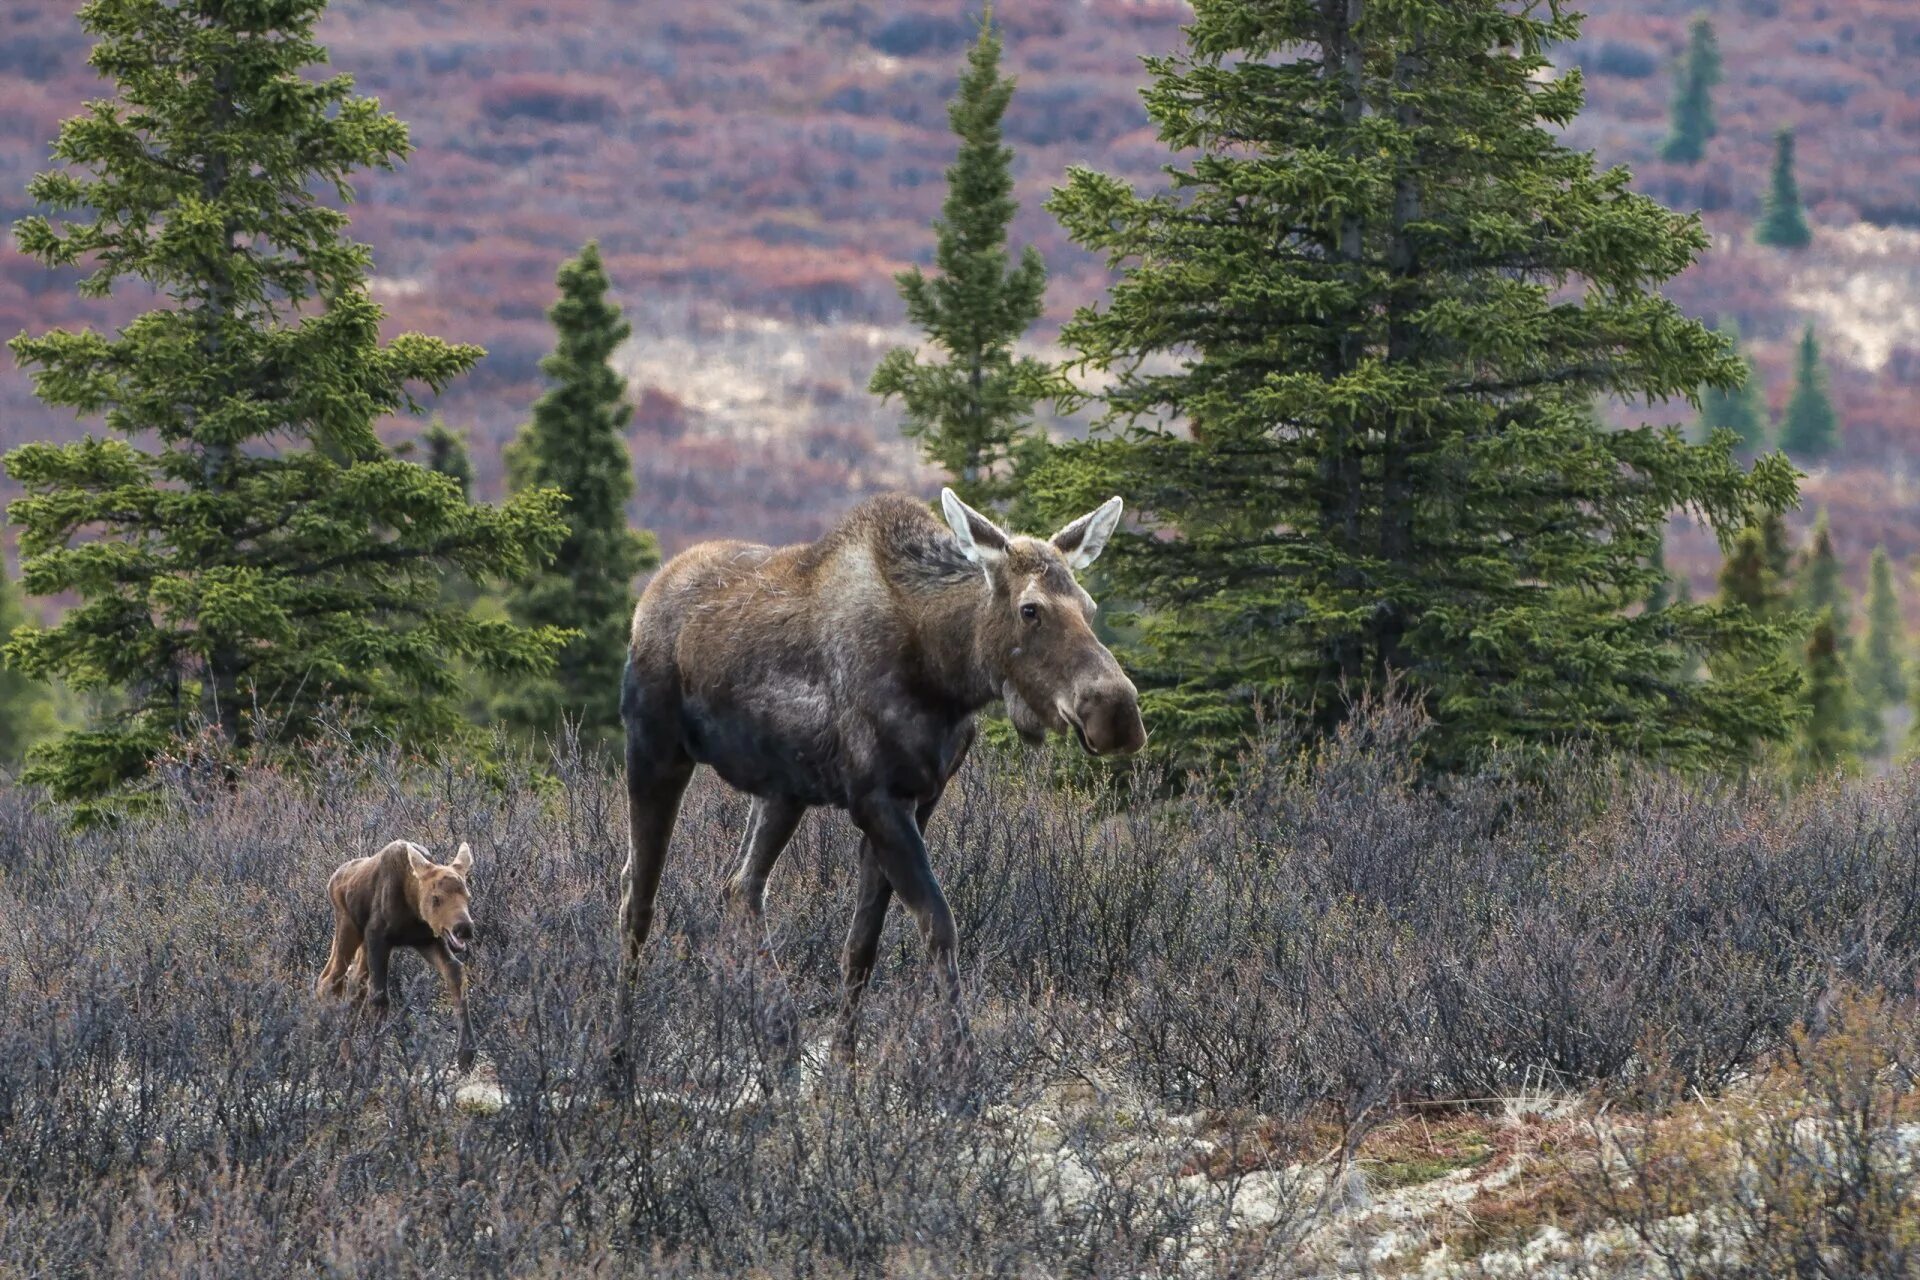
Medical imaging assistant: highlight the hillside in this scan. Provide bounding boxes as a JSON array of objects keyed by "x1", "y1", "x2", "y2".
[{"x1": 2, "y1": 0, "x2": 1918, "y2": 585}]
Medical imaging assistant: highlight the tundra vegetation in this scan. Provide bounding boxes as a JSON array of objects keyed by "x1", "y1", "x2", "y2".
[
  {"x1": 4, "y1": 710, "x2": 1920, "y2": 1272},
  {"x1": 7, "y1": 0, "x2": 1920, "y2": 1272}
]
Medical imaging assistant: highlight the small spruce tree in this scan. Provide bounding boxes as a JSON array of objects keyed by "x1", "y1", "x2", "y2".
[
  {"x1": 868, "y1": 7, "x2": 1049, "y2": 514},
  {"x1": 1660, "y1": 17, "x2": 1722, "y2": 166},
  {"x1": 1779, "y1": 325, "x2": 1841, "y2": 459},
  {"x1": 500, "y1": 242, "x2": 659, "y2": 750},
  {"x1": 6, "y1": 0, "x2": 569, "y2": 811},
  {"x1": 1697, "y1": 321, "x2": 1769, "y2": 454},
  {"x1": 1859, "y1": 545, "x2": 1907, "y2": 711},
  {"x1": 1755, "y1": 127, "x2": 1814, "y2": 249},
  {"x1": 1797, "y1": 509, "x2": 1849, "y2": 637},
  {"x1": 1798, "y1": 609, "x2": 1859, "y2": 780},
  {"x1": 422, "y1": 416, "x2": 475, "y2": 499}
]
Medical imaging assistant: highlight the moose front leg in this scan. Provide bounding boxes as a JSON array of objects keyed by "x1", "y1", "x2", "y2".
[
  {"x1": 849, "y1": 792, "x2": 970, "y2": 1061},
  {"x1": 429, "y1": 940, "x2": 476, "y2": 1073}
]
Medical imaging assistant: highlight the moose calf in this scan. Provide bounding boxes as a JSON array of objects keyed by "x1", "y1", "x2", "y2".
[{"x1": 317, "y1": 839, "x2": 478, "y2": 1071}]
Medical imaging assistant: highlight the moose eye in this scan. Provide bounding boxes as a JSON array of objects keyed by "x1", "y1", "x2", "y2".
[
  {"x1": 1019, "y1": 602, "x2": 1039, "y2": 622},
  {"x1": 432, "y1": 894, "x2": 443, "y2": 909}
]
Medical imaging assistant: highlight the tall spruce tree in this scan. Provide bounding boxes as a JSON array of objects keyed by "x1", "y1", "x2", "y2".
[
  {"x1": 868, "y1": 7, "x2": 1049, "y2": 514},
  {"x1": 1696, "y1": 321, "x2": 1769, "y2": 455},
  {"x1": 1780, "y1": 325, "x2": 1841, "y2": 459},
  {"x1": 1859, "y1": 545, "x2": 1906, "y2": 711},
  {"x1": 500, "y1": 242, "x2": 658, "y2": 749},
  {"x1": 1660, "y1": 17, "x2": 1721, "y2": 165},
  {"x1": 1798, "y1": 609, "x2": 1859, "y2": 780},
  {"x1": 1755, "y1": 127, "x2": 1813, "y2": 249},
  {"x1": 1036, "y1": 0, "x2": 1800, "y2": 771},
  {"x1": 5, "y1": 0, "x2": 568, "y2": 810}
]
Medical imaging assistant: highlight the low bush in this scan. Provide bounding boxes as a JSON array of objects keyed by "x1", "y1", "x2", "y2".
[{"x1": 5, "y1": 704, "x2": 1920, "y2": 1271}]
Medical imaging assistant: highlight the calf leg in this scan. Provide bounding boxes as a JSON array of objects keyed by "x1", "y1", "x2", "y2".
[
  {"x1": 429, "y1": 941, "x2": 476, "y2": 1073},
  {"x1": 316, "y1": 912, "x2": 362, "y2": 1001}
]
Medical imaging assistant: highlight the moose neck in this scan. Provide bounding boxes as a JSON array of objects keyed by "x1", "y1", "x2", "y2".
[{"x1": 911, "y1": 570, "x2": 1006, "y2": 715}]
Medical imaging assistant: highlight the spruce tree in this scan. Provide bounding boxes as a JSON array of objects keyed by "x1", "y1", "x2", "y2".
[
  {"x1": 500, "y1": 242, "x2": 658, "y2": 749},
  {"x1": 1797, "y1": 509, "x2": 1849, "y2": 637},
  {"x1": 1696, "y1": 321, "x2": 1769, "y2": 455},
  {"x1": 1646, "y1": 528, "x2": 1673, "y2": 613},
  {"x1": 414, "y1": 417, "x2": 484, "y2": 610},
  {"x1": 1859, "y1": 545, "x2": 1906, "y2": 711},
  {"x1": 868, "y1": 7, "x2": 1049, "y2": 514},
  {"x1": 422, "y1": 416, "x2": 475, "y2": 499},
  {"x1": 1717, "y1": 525, "x2": 1791, "y2": 625},
  {"x1": 1660, "y1": 17, "x2": 1721, "y2": 166},
  {"x1": 5, "y1": 0, "x2": 569, "y2": 810},
  {"x1": 1036, "y1": 0, "x2": 1801, "y2": 771},
  {"x1": 1755, "y1": 127, "x2": 1813, "y2": 249},
  {"x1": 0, "y1": 559, "x2": 58, "y2": 766},
  {"x1": 1779, "y1": 325, "x2": 1841, "y2": 459},
  {"x1": 1798, "y1": 609, "x2": 1859, "y2": 780}
]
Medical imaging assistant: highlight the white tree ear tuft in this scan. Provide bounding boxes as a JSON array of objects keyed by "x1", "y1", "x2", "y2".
[
  {"x1": 940, "y1": 487, "x2": 1010, "y2": 567},
  {"x1": 450, "y1": 842, "x2": 473, "y2": 875},
  {"x1": 406, "y1": 844, "x2": 434, "y2": 878},
  {"x1": 1051, "y1": 496, "x2": 1125, "y2": 571}
]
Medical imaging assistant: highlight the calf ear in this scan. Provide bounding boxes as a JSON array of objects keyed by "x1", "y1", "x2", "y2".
[
  {"x1": 940, "y1": 487, "x2": 1010, "y2": 568},
  {"x1": 450, "y1": 842, "x2": 473, "y2": 875},
  {"x1": 406, "y1": 844, "x2": 434, "y2": 879},
  {"x1": 1051, "y1": 496, "x2": 1125, "y2": 571}
]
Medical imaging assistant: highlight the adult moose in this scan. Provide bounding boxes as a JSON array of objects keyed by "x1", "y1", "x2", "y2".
[{"x1": 617, "y1": 488, "x2": 1146, "y2": 1060}]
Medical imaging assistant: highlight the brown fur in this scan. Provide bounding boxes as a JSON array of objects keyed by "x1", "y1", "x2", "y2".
[
  {"x1": 317, "y1": 839, "x2": 477, "y2": 1071},
  {"x1": 615, "y1": 489, "x2": 1144, "y2": 1061}
]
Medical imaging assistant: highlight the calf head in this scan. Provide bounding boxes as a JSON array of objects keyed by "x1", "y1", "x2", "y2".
[
  {"x1": 941, "y1": 488, "x2": 1147, "y2": 756},
  {"x1": 408, "y1": 842, "x2": 476, "y2": 954}
]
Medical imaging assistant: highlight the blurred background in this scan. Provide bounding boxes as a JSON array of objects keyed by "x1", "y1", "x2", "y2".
[{"x1": 1, "y1": 0, "x2": 1914, "y2": 577}]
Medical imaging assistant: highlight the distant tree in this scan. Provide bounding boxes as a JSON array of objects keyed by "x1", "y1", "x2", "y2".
[
  {"x1": 1697, "y1": 321, "x2": 1769, "y2": 455},
  {"x1": 422, "y1": 416, "x2": 475, "y2": 499},
  {"x1": 1797, "y1": 509, "x2": 1849, "y2": 638},
  {"x1": 1798, "y1": 609, "x2": 1860, "y2": 780},
  {"x1": 1859, "y1": 545, "x2": 1907, "y2": 712},
  {"x1": 1646, "y1": 528, "x2": 1674, "y2": 612},
  {"x1": 1036, "y1": 0, "x2": 1802, "y2": 772},
  {"x1": 500, "y1": 242, "x2": 659, "y2": 750},
  {"x1": 1779, "y1": 326, "x2": 1841, "y2": 459},
  {"x1": 1755, "y1": 127, "x2": 1813, "y2": 249},
  {"x1": 869, "y1": 7, "x2": 1049, "y2": 514},
  {"x1": 1718, "y1": 524, "x2": 1792, "y2": 626},
  {"x1": 1660, "y1": 18, "x2": 1721, "y2": 165},
  {"x1": 0, "y1": 559, "x2": 57, "y2": 765},
  {"x1": 5, "y1": 0, "x2": 569, "y2": 813}
]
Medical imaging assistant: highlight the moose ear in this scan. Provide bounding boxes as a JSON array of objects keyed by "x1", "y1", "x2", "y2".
[
  {"x1": 406, "y1": 844, "x2": 434, "y2": 879},
  {"x1": 450, "y1": 842, "x2": 473, "y2": 876},
  {"x1": 1051, "y1": 496, "x2": 1124, "y2": 571},
  {"x1": 940, "y1": 487, "x2": 1010, "y2": 567}
]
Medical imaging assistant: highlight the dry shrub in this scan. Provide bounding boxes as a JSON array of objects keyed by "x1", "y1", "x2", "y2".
[
  {"x1": 1582, "y1": 989, "x2": 1920, "y2": 1278},
  {"x1": 4, "y1": 703, "x2": 1920, "y2": 1270}
]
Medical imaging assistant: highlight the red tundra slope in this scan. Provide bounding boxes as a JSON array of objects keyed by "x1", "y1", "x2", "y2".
[{"x1": 1, "y1": 0, "x2": 1916, "y2": 595}]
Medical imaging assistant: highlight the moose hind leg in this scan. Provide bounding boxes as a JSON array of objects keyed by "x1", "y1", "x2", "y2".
[
  {"x1": 722, "y1": 795, "x2": 806, "y2": 926},
  {"x1": 618, "y1": 680, "x2": 694, "y2": 984},
  {"x1": 316, "y1": 915, "x2": 362, "y2": 1001}
]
